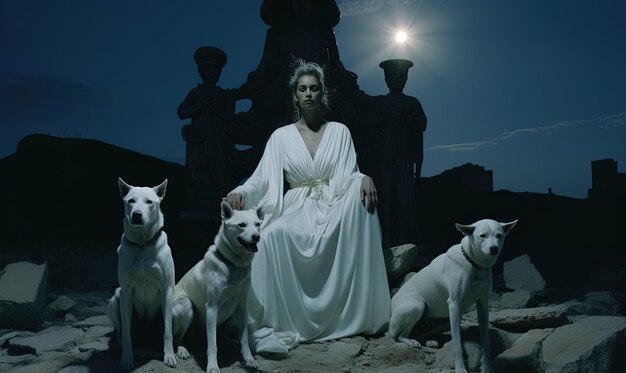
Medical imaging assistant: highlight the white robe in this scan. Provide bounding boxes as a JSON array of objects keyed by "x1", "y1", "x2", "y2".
[{"x1": 230, "y1": 121, "x2": 390, "y2": 352}]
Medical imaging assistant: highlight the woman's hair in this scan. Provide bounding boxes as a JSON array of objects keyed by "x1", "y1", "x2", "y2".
[{"x1": 288, "y1": 59, "x2": 329, "y2": 120}]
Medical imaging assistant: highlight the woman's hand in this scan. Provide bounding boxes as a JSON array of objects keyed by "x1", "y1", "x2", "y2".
[
  {"x1": 226, "y1": 193, "x2": 245, "y2": 210},
  {"x1": 360, "y1": 176, "x2": 378, "y2": 214}
]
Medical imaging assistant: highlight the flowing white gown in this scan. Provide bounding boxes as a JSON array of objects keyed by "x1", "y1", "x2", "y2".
[{"x1": 229, "y1": 121, "x2": 390, "y2": 353}]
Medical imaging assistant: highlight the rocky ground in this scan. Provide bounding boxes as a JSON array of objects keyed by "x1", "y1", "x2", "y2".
[{"x1": 1, "y1": 248, "x2": 625, "y2": 372}]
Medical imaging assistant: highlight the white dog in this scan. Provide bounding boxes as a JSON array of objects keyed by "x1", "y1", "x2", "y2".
[
  {"x1": 388, "y1": 219, "x2": 518, "y2": 373},
  {"x1": 107, "y1": 178, "x2": 177, "y2": 370},
  {"x1": 173, "y1": 201, "x2": 263, "y2": 373}
]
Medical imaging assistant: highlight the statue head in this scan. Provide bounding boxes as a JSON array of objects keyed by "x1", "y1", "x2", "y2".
[
  {"x1": 288, "y1": 59, "x2": 330, "y2": 120},
  {"x1": 379, "y1": 59, "x2": 414, "y2": 94},
  {"x1": 261, "y1": 0, "x2": 340, "y2": 28},
  {"x1": 194, "y1": 47, "x2": 227, "y2": 85}
]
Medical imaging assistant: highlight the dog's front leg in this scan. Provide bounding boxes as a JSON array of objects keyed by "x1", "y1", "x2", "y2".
[
  {"x1": 205, "y1": 280, "x2": 223, "y2": 373},
  {"x1": 448, "y1": 296, "x2": 468, "y2": 373},
  {"x1": 173, "y1": 296, "x2": 194, "y2": 359},
  {"x1": 236, "y1": 288, "x2": 258, "y2": 368},
  {"x1": 161, "y1": 285, "x2": 177, "y2": 367},
  {"x1": 476, "y1": 297, "x2": 492, "y2": 373},
  {"x1": 119, "y1": 287, "x2": 134, "y2": 371}
]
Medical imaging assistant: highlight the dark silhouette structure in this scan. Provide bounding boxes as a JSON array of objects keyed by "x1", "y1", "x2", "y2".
[
  {"x1": 178, "y1": 1, "x2": 429, "y2": 251},
  {"x1": 331, "y1": 59, "x2": 428, "y2": 247},
  {"x1": 177, "y1": 47, "x2": 260, "y2": 262},
  {"x1": 426, "y1": 163, "x2": 494, "y2": 193},
  {"x1": 369, "y1": 59, "x2": 427, "y2": 247},
  {"x1": 588, "y1": 158, "x2": 626, "y2": 202},
  {"x1": 178, "y1": 47, "x2": 257, "y2": 216}
]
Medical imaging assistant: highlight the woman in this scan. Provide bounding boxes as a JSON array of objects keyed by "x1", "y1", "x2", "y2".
[{"x1": 226, "y1": 60, "x2": 390, "y2": 353}]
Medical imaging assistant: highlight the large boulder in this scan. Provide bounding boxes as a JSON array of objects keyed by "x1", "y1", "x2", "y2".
[
  {"x1": 503, "y1": 254, "x2": 546, "y2": 294},
  {"x1": 383, "y1": 244, "x2": 418, "y2": 284},
  {"x1": 435, "y1": 325, "x2": 517, "y2": 372},
  {"x1": 582, "y1": 291, "x2": 622, "y2": 316},
  {"x1": 493, "y1": 328, "x2": 554, "y2": 372},
  {"x1": 541, "y1": 316, "x2": 626, "y2": 373},
  {"x1": 0, "y1": 261, "x2": 49, "y2": 329},
  {"x1": 489, "y1": 305, "x2": 570, "y2": 332},
  {"x1": 7, "y1": 326, "x2": 85, "y2": 355},
  {"x1": 46, "y1": 295, "x2": 76, "y2": 317},
  {"x1": 563, "y1": 291, "x2": 623, "y2": 317},
  {"x1": 500, "y1": 289, "x2": 533, "y2": 309}
]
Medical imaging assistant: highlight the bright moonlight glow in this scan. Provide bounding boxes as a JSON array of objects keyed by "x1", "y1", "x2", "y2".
[{"x1": 395, "y1": 31, "x2": 407, "y2": 43}]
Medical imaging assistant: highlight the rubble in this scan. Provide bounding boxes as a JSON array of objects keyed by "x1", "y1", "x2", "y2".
[
  {"x1": 0, "y1": 253, "x2": 624, "y2": 372},
  {"x1": 489, "y1": 305, "x2": 570, "y2": 332},
  {"x1": 503, "y1": 254, "x2": 546, "y2": 294},
  {"x1": 383, "y1": 244, "x2": 418, "y2": 284},
  {"x1": 500, "y1": 289, "x2": 533, "y2": 309},
  {"x1": 493, "y1": 328, "x2": 554, "y2": 372},
  {"x1": 0, "y1": 261, "x2": 49, "y2": 330},
  {"x1": 541, "y1": 316, "x2": 626, "y2": 373}
]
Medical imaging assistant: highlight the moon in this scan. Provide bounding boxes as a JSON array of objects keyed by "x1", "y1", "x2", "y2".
[{"x1": 395, "y1": 31, "x2": 408, "y2": 43}]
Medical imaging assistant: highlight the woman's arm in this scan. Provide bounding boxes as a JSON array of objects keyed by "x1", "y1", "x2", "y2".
[
  {"x1": 360, "y1": 175, "x2": 378, "y2": 213},
  {"x1": 227, "y1": 129, "x2": 284, "y2": 218}
]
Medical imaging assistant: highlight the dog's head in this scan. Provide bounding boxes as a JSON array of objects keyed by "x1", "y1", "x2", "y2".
[
  {"x1": 221, "y1": 201, "x2": 264, "y2": 254},
  {"x1": 118, "y1": 178, "x2": 167, "y2": 226},
  {"x1": 456, "y1": 219, "x2": 518, "y2": 259}
]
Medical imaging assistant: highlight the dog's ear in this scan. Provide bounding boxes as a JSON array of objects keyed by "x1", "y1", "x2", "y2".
[
  {"x1": 118, "y1": 178, "x2": 132, "y2": 198},
  {"x1": 501, "y1": 219, "x2": 518, "y2": 235},
  {"x1": 256, "y1": 206, "x2": 265, "y2": 221},
  {"x1": 153, "y1": 179, "x2": 168, "y2": 200},
  {"x1": 455, "y1": 223, "x2": 475, "y2": 237},
  {"x1": 221, "y1": 200, "x2": 234, "y2": 220}
]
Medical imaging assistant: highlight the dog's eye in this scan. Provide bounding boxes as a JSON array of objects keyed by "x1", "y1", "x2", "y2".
[
  {"x1": 146, "y1": 200, "x2": 153, "y2": 205},
  {"x1": 496, "y1": 233, "x2": 503, "y2": 239},
  {"x1": 128, "y1": 199, "x2": 135, "y2": 204},
  {"x1": 255, "y1": 222, "x2": 261, "y2": 227},
  {"x1": 479, "y1": 234, "x2": 487, "y2": 238},
  {"x1": 238, "y1": 223, "x2": 247, "y2": 227}
]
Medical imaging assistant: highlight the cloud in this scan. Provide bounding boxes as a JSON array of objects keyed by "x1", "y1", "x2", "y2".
[
  {"x1": 495, "y1": 119, "x2": 587, "y2": 141},
  {"x1": 0, "y1": 71, "x2": 110, "y2": 123},
  {"x1": 431, "y1": 112, "x2": 626, "y2": 152},
  {"x1": 337, "y1": 0, "x2": 420, "y2": 16},
  {"x1": 430, "y1": 140, "x2": 497, "y2": 152},
  {"x1": 597, "y1": 112, "x2": 626, "y2": 129}
]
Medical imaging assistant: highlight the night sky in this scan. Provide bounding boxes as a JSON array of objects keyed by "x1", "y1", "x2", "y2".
[{"x1": 2, "y1": 0, "x2": 625, "y2": 198}]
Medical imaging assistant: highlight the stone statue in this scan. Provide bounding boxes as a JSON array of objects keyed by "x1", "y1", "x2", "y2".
[
  {"x1": 371, "y1": 59, "x2": 427, "y2": 247},
  {"x1": 178, "y1": 47, "x2": 256, "y2": 218},
  {"x1": 334, "y1": 59, "x2": 427, "y2": 247}
]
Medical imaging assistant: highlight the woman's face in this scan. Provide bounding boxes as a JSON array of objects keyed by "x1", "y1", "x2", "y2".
[{"x1": 294, "y1": 74, "x2": 321, "y2": 111}]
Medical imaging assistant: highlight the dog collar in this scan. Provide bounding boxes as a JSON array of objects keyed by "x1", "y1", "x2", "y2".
[
  {"x1": 214, "y1": 248, "x2": 235, "y2": 267},
  {"x1": 125, "y1": 227, "x2": 164, "y2": 248},
  {"x1": 461, "y1": 246, "x2": 489, "y2": 272}
]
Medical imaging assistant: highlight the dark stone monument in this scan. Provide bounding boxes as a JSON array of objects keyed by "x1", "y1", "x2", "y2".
[
  {"x1": 334, "y1": 59, "x2": 428, "y2": 247},
  {"x1": 177, "y1": 46, "x2": 258, "y2": 263},
  {"x1": 370, "y1": 59, "x2": 427, "y2": 247}
]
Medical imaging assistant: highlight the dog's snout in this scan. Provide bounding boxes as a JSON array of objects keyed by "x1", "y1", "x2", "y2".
[
  {"x1": 489, "y1": 246, "x2": 499, "y2": 255},
  {"x1": 131, "y1": 211, "x2": 143, "y2": 224},
  {"x1": 252, "y1": 234, "x2": 260, "y2": 242}
]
